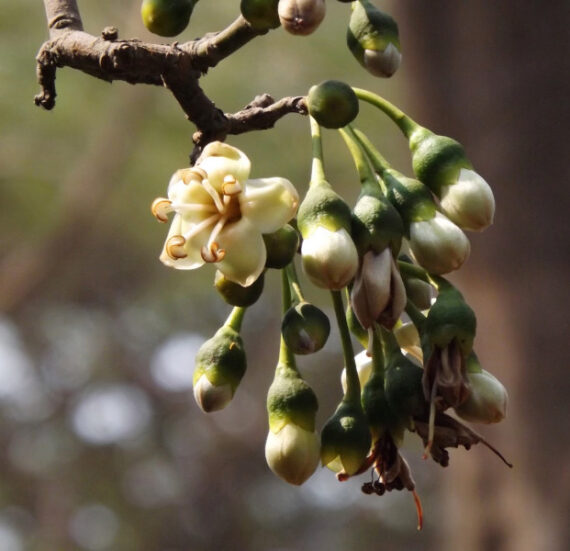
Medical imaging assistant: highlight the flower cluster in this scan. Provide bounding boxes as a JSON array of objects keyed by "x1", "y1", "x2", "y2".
[{"x1": 151, "y1": 80, "x2": 508, "y2": 530}]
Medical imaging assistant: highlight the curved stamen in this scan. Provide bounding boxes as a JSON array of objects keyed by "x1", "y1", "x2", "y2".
[
  {"x1": 182, "y1": 213, "x2": 220, "y2": 241},
  {"x1": 151, "y1": 198, "x2": 173, "y2": 222},
  {"x1": 222, "y1": 175, "x2": 242, "y2": 196},
  {"x1": 165, "y1": 235, "x2": 187, "y2": 259},
  {"x1": 201, "y1": 242, "x2": 226, "y2": 263},
  {"x1": 201, "y1": 178, "x2": 225, "y2": 213}
]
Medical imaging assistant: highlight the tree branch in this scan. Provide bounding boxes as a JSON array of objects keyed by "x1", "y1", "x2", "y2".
[{"x1": 36, "y1": 2, "x2": 306, "y2": 155}]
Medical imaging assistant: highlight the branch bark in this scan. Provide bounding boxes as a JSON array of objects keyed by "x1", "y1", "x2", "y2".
[{"x1": 36, "y1": 1, "x2": 305, "y2": 155}]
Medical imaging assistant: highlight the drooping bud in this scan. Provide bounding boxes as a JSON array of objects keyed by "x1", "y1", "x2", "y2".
[
  {"x1": 278, "y1": 0, "x2": 326, "y2": 36},
  {"x1": 214, "y1": 270, "x2": 265, "y2": 307},
  {"x1": 263, "y1": 224, "x2": 300, "y2": 269},
  {"x1": 241, "y1": 0, "x2": 281, "y2": 31},
  {"x1": 266, "y1": 355, "x2": 320, "y2": 485},
  {"x1": 141, "y1": 0, "x2": 196, "y2": 37},
  {"x1": 307, "y1": 80, "x2": 359, "y2": 129},
  {"x1": 193, "y1": 323, "x2": 247, "y2": 412},
  {"x1": 455, "y1": 353, "x2": 507, "y2": 424},
  {"x1": 402, "y1": 274, "x2": 433, "y2": 311},
  {"x1": 347, "y1": 0, "x2": 402, "y2": 77},
  {"x1": 281, "y1": 301, "x2": 330, "y2": 354},
  {"x1": 409, "y1": 129, "x2": 495, "y2": 231},
  {"x1": 298, "y1": 184, "x2": 359, "y2": 290},
  {"x1": 320, "y1": 400, "x2": 371, "y2": 476}
]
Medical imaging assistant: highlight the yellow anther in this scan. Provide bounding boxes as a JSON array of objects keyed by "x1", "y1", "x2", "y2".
[
  {"x1": 165, "y1": 235, "x2": 187, "y2": 260},
  {"x1": 151, "y1": 197, "x2": 173, "y2": 223},
  {"x1": 222, "y1": 175, "x2": 242, "y2": 196},
  {"x1": 201, "y1": 242, "x2": 226, "y2": 263},
  {"x1": 181, "y1": 166, "x2": 208, "y2": 185}
]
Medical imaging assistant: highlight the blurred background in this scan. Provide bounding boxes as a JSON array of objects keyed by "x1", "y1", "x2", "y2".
[{"x1": 1, "y1": 1, "x2": 569, "y2": 550}]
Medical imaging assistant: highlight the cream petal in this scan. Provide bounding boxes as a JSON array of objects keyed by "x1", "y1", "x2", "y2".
[
  {"x1": 215, "y1": 217, "x2": 266, "y2": 286},
  {"x1": 240, "y1": 177, "x2": 300, "y2": 234},
  {"x1": 196, "y1": 142, "x2": 251, "y2": 192},
  {"x1": 159, "y1": 214, "x2": 208, "y2": 270}
]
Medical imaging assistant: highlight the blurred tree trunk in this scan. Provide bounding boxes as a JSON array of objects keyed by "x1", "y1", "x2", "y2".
[{"x1": 393, "y1": 2, "x2": 570, "y2": 550}]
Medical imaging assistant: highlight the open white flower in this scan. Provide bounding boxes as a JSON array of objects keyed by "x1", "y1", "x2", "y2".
[{"x1": 152, "y1": 142, "x2": 299, "y2": 286}]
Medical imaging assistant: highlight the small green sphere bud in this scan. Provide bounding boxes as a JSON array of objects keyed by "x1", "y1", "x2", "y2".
[
  {"x1": 193, "y1": 325, "x2": 247, "y2": 412},
  {"x1": 263, "y1": 224, "x2": 300, "y2": 269},
  {"x1": 281, "y1": 302, "x2": 330, "y2": 354},
  {"x1": 307, "y1": 80, "x2": 359, "y2": 129},
  {"x1": 141, "y1": 0, "x2": 195, "y2": 37},
  {"x1": 241, "y1": 0, "x2": 281, "y2": 30},
  {"x1": 214, "y1": 270, "x2": 265, "y2": 307}
]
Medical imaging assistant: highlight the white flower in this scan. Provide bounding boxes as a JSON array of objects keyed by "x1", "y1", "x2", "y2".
[
  {"x1": 350, "y1": 248, "x2": 406, "y2": 329},
  {"x1": 153, "y1": 142, "x2": 299, "y2": 287},
  {"x1": 363, "y1": 43, "x2": 402, "y2": 77},
  {"x1": 408, "y1": 211, "x2": 470, "y2": 275},
  {"x1": 193, "y1": 374, "x2": 233, "y2": 413},
  {"x1": 341, "y1": 349, "x2": 373, "y2": 394},
  {"x1": 455, "y1": 369, "x2": 508, "y2": 424},
  {"x1": 265, "y1": 422, "x2": 320, "y2": 485},
  {"x1": 439, "y1": 168, "x2": 495, "y2": 232},
  {"x1": 301, "y1": 226, "x2": 358, "y2": 290}
]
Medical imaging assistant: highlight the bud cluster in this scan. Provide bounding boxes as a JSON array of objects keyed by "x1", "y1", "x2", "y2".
[{"x1": 147, "y1": 10, "x2": 508, "y2": 529}]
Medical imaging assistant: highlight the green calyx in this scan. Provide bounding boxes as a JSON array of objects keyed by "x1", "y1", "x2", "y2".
[
  {"x1": 424, "y1": 284, "x2": 476, "y2": 355},
  {"x1": 281, "y1": 302, "x2": 330, "y2": 355},
  {"x1": 263, "y1": 224, "x2": 300, "y2": 269},
  {"x1": 297, "y1": 184, "x2": 353, "y2": 237},
  {"x1": 320, "y1": 399, "x2": 371, "y2": 474},
  {"x1": 193, "y1": 325, "x2": 247, "y2": 391},
  {"x1": 409, "y1": 128, "x2": 472, "y2": 195},
  {"x1": 352, "y1": 189, "x2": 404, "y2": 256},
  {"x1": 267, "y1": 364, "x2": 319, "y2": 433},
  {"x1": 215, "y1": 270, "x2": 265, "y2": 307},
  {"x1": 383, "y1": 168, "x2": 436, "y2": 230},
  {"x1": 347, "y1": 0, "x2": 400, "y2": 63},
  {"x1": 362, "y1": 371, "x2": 400, "y2": 437},
  {"x1": 141, "y1": 0, "x2": 196, "y2": 37},
  {"x1": 240, "y1": 0, "x2": 280, "y2": 30},
  {"x1": 307, "y1": 81, "x2": 359, "y2": 129}
]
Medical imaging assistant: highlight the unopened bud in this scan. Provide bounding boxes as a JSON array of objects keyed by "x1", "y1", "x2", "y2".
[
  {"x1": 241, "y1": 0, "x2": 281, "y2": 30},
  {"x1": 347, "y1": 0, "x2": 401, "y2": 77},
  {"x1": 307, "y1": 80, "x2": 359, "y2": 129},
  {"x1": 278, "y1": 0, "x2": 326, "y2": 36},
  {"x1": 281, "y1": 301, "x2": 330, "y2": 354},
  {"x1": 263, "y1": 224, "x2": 299, "y2": 269},
  {"x1": 214, "y1": 270, "x2": 265, "y2": 307},
  {"x1": 193, "y1": 325, "x2": 246, "y2": 412}
]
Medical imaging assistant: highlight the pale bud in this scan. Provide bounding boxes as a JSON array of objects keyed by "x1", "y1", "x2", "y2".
[
  {"x1": 278, "y1": 0, "x2": 326, "y2": 35},
  {"x1": 455, "y1": 369, "x2": 508, "y2": 424},
  {"x1": 265, "y1": 423, "x2": 320, "y2": 485}
]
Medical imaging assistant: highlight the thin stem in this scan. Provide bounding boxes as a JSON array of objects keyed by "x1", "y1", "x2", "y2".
[
  {"x1": 286, "y1": 263, "x2": 306, "y2": 305},
  {"x1": 338, "y1": 126, "x2": 376, "y2": 185},
  {"x1": 309, "y1": 116, "x2": 327, "y2": 186},
  {"x1": 331, "y1": 290, "x2": 360, "y2": 404},
  {"x1": 369, "y1": 324, "x2": 385, "y2": 378},
  {"x1": 279, "y1": 269, "x2": 298, "y2": 370},
  {"x1": 405, "y1": 298, "x2": 427, "y2": 332},
  {"x1": 225, "y1": 306, "x2": 247, "y2": 332},
  {"x1": 352, "y1": 128, "x2": 391, "y2": 175},
  {"x1": 398, "y1": 260, "x2": 430, "y2": 284},
  {"x1": 353, "y1": 88, "x2": 418, "y2": 138}
]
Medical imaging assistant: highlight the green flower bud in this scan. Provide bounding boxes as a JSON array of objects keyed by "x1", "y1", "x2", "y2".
[
  {"x1": 266, "y1": 361, "x2": 320, "y2": 484},
  {"x1": 384, "y1": 352, "x2": 426, "y2": 423},
  {"x1": 241, "y1": 0, "x2": 281, "y2": 31},
  {"x1": 409, "y1": 129, "x2": 495, "y2": 231},
  {"x1": 424, "y1": 284, "x2": 476, "y2": 357},
  {"x1": 281, "y1": 301, "x2": 330, "y2": 354},
  {"x1": 214, "y1": 270, "x2": 265, "y2": 307},
  {"x1": 263, "y1": 224, "x2": 300, "y2": 269},
  {"x1": 455, "y1": 353, "x2": 507, "y2": 424},
  {"x1": 193, "y1": 325, "x2": 247, "y2": 412},
  {"x1": 307, "y1": 81, "x2": 359, "y2": 129},
  {"x1": 403, "y1": 276, "x2": 433, "y2": 311},
  {"x1": 278, "y1": 0, "x2": 326, "y2": 36},
  {"x1": 141, "y1": 0, "x2": 196, "y2": 37},
  {"x1": 320, "y1": 400, "x2": 371, "y2": 475},
  {"x1": 347, "y1": 0, "x2": 401, "y2": 77},
  {"x1": 298, "y1": 185, "x2": 358, "y2": 290}
]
